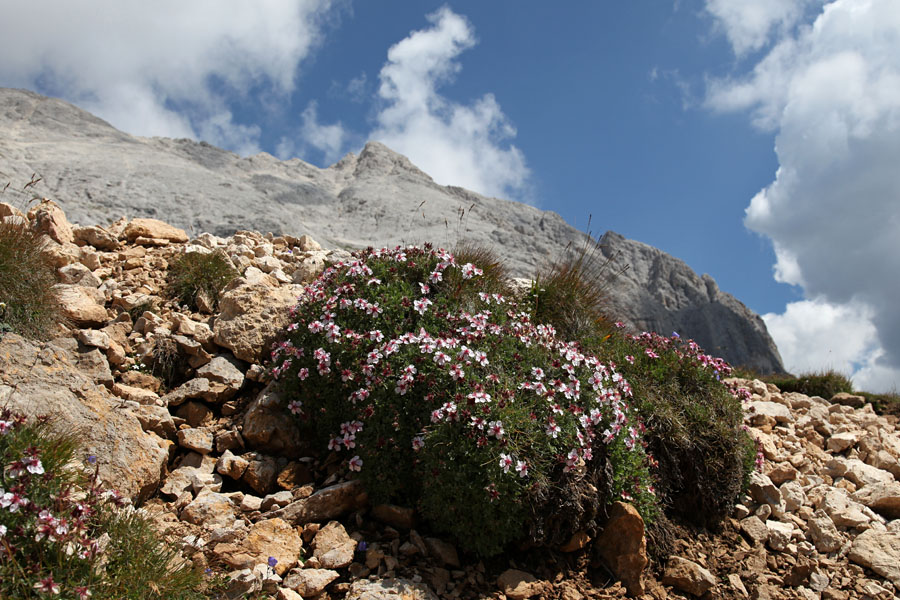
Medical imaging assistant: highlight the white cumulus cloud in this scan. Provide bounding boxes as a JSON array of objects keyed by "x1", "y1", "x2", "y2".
[
  {"x1": 704, "y1": 0, "x2": 823, "y2": 56},
  {"x1": 705, "y1": 0, "x2": 900, "y2": 392},
  {"x1": 0, "y1": 0, "x2": 338, "y2": 154},
  {"x1": 369, "y1": 6, "x2": 530, "y2": 199}
]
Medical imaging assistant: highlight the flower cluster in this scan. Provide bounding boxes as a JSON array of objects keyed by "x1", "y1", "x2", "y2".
[
  {"x1": 0, "y1": 409, "x2": 130, "y2": 599},
  {"x1": 271, "y1": 245, "x2": 655, "y2": 555}
]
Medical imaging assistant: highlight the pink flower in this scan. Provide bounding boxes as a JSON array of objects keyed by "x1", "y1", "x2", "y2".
[
  {"x1": 412, "y1": 435, "x2": 425, "y2": 451},
  {"x1": 413, "y1": 297, "x2": 432, "y2": 315},
  {"x1": 348, "y1": 455, "x2": 363, "y2": 472},
  {"x1": 625, "y1": 355, "x2": 635, "y2": 364},
  {"x1": 288, "y1": 400, "x2": 303, "y2": 415},
  {"x1": 33, "y1": 576, "x2": 60, "y2": 595},
  {"x1": 298, "y1": 367, "x2": 309, "y2": 380},
  {"x1": 499, "y1": 453, "x2": 514, "y2": 473},
  {"x1": 487, "y1": 421, "x2": 504, "y2": 439},
  {"x1": 515, "y1": 460, "x2": 529, "y2": 478}
]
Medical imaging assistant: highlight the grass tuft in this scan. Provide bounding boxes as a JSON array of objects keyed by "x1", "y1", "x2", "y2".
[
  {"x1": 167, "y1": 251, "x2": 238, "y2": 312},
  {"x1": 0, "y1": 219, "x2": 67, "y2": 340}
]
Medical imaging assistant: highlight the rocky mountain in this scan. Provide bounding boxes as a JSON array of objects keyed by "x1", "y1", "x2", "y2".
[
  {"x1": 0, "y1": 87, "x2": 784, "y2": 373},
  {"x1": 3, "y1": 202, "x2": 899, "y2": 598}
]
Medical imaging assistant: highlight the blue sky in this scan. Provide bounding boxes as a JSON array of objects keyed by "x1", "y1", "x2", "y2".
[{"x1": 2, "y1": 1, "x2": 899, "y2": 392}]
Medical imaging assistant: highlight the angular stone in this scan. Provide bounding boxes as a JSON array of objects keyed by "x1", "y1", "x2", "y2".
[
  {"x1": 820, "y1": 489, "x2": 872, "y2": 528},
  {"x1": 243, "y1": 454, "x2": 279, "y2": 495},
  {"x1": 830, "y1": 392, "x2": 866, "y2": 408},
  {"x1": 242, "y1": 384, "x2": 306, "y2": 456},
  {"x1": 212, "y1": 518, "x2": 302, "y2": 576},
  {"x1": 807, "y1": 510, "x2": 843, "y2": 553},
  {"x1": 124, "y1": 218, "x2": 188, "y2": 243},
  {"x1": 28, "y1": 199, "x2": 73, "y2": 244},
  {"x1": 261, "y1": 490, "x2": 294, "y2": 512},
  {"x1": 852, "y1": 481, "x2": 900, "y2": 519},
  {"x1": 54, "y1": 283, "x2": 108, "y2": 326},
  {"x1": 313, "y1": 521, "x2": 356, "y2": 569},
  {"x1": 827, "y1": 431, "x2": 859, "y2": 453},
  {"x1": 662, "y1": 556, "x2": 717, "y2": 597},
  {"x1": 595, "y1": 502, "x2": 648, "y2": 597},
  {"x1": 765, "y1": 520, "x2": 795, "y2": 552},
  {"x1": 273, "y1": 480, "x2": 368, "y2": 525},
  {"x1": 780, "y1": 480, "x2": 808, "y2": 512},
  {"x1": 175, "y1": 401, "x2": 215, "y2": 428},
  {"x1": 344, "y1": 578, "x2": 438, "y2": 600},
  {"x1": 283, "y1": 568, "x2": 339, "y2": 596},
  {"x1": 111, "y1": 382, "x2": 160, "y2": 405},
  {"x1": 73, "y1": 224, "x2": 120, "y2": 250},
  {"x1": 848, "y1": 529, "x2": 900, "y2": 586},
  {"x1": 162, "y1": 378, "x2": 217, "y2": 406},
  {"x1": 740, "y1": 516, "x2": 769, "y2": 546},
  {"x1": 0, "y1": 334, "x2": 166, "y2": 503},
  {"x1": 195, "y1": 354, "x2": 245, "y2": 400},
  {"x1": 424, "y1": 537, "x2": 459, "y2": 568},
  {"x1": 177, "y1": 428, "x2": 215, "y2": 454},
  {"x1": 497, "y1": 569, "x2": 543, "y2": 600},
  {"x1": 277, "y1": 461, "x2": 314, "y2": 490},
  {"x1": 748, "y1": 471, "x2": 785, "y2": 516},
  {"x1": 134, "y1": 404, "x2": 176, "y2": 439},
  {"x1": 213, "y1": 281, "x2": 300, "y2": 363},
  {"x1": 749, "y1": 401, "x2": 793, "y2": 423},
  {"x1": 181, "y1": 490, "x2": 236, "y2": 529},
  {"x1": 59, "y1": 263, "x2": 102, "y2": 287}
]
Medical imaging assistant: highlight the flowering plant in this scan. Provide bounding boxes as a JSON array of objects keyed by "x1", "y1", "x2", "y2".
[
  {"x1": 0, "y1": 409, "x2": 204, "y2": 599},
  {"x1": 271, "y1": 244, "x2": 656, "y2": 555}
]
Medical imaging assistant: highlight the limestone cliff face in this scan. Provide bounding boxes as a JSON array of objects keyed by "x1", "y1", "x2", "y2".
[
  {"x1": 0, "y1": 87, "x2": 784, "y2": 372},
  {"x1": 599, "y1": 232, "x2": 785, "y2": 373}
]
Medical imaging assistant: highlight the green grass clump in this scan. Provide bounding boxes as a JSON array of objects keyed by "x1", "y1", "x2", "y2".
[
  {"x1": 0, "y1": 219, "x2": 66, "y2": 340},
  {"x1": 764, "y1": 368, "x2": 853, "y2": 400},
  {"x1": 167, "y1": 251, "x2": 238, "y2": 312},
  {"x1": 0, "y1": 409, "x2": 205, "y2": 599}
]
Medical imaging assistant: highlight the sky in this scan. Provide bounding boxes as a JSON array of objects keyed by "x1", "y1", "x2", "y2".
[{"x1": 1, "y1": 1, "x2": 898, "y2": 392}]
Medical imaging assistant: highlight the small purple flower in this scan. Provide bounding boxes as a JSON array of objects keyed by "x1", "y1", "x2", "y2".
[
  {"x1": 357, "y1": 541, "x2": 368, "y2": 552},
  {"x1": 87, "y1": 455, "x2": 97, "y2": 465},
  {"x1": 267, "y1": 556, "x2": 278, "y2": 568}
]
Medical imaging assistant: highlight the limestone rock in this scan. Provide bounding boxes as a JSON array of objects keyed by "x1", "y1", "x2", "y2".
[
  {"x1": 124, "y1": 218, "x2": 188, "y2": 243},
  {"x1": 497, "y1": 569, "x2": 543, "y2": 600},
  {"x1": 212, "y1": 518, "x2": 302, "y2": 576},
  {"x1": 73, "y1": 224, "x2": 120, "y2": 250},
  {"x1": 0, "y1": 334, "x2": 166, "y2": 502},
  {"x1": 313, "y1": 521, "x2": 356, "y2": 569},
  {"x1": 242, "y1": 384, "x2": 306, "y2": 456},
  {"x1": 28, "y1": 199, "x2": 73, "y2": 244},
  {"x1": 344, "y1": 578, "x2": 438, "y2": 600},
  {"x1": 273, "y1": 480, "x2": 368, "y2": 525},
  {"x1": 181, "y1": 490, "x2": 236, "y2": 529},
  {"x1": 213, "y1": 281, "x2": 300, "y2": 363},
  {"x1": 54, "y1": 283, "x2": 108, "y2": 326},
  {"x1": 662, "y1": 556, "x2": 717, "y2": 597},
  {"x1": 282, "y1": 568, "x2": 339, "y2": 596},
  {"x1": 595, "y1": 502, "x2": 648, "y2": 597},
  {"x1": 217, "y1": 450, "x2": 250, "y2": 480},
  {"x1": 852, "y1": 481, "x2": 900, "y2": 519},
  {"x1": 848, "y1": 529, "x2": 900, "y2": 586},
  {"x1": 177, "y1": 428, "x2": 215, "y2": 454},
  {"x1": 195, "y1": 354, "x2": 245, "y2": 400}
]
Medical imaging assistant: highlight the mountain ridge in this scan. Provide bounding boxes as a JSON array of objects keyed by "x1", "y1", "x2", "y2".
[{"x1": 0, "y1": 87, "x2": 785, "y2": 373}]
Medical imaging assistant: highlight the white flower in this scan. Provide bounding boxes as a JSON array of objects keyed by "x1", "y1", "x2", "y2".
[
  {"x1": 499, "y1": 453, "x2": 513, "y2": 473},
  {"x1": 348, "y1": 456, "x2": 363, "y2": 472},
  {"x1": 515, "y1": 460, "x2": 529, "y2": 478}
]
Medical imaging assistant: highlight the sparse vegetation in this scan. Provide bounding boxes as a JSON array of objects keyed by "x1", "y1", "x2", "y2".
[
  {"x1": 0, "y1": 409, "x2": 206, "y2": 600},
  {"x1": 167, "y1": 251, "x2": 237, "y2": 312},
  {"x1": 0, "y1": 216, "x2": 67, "y2": 340}
]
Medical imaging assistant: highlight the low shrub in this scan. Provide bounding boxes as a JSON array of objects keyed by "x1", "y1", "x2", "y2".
[
  {"x1": 765, "y1": 369, "x2": 853, "y2": 400},
  {"x1": 521, "y1": 241, "x2": 755, "y2": 530},
  {"x1": 0, "y1": 219, "x2": 66, "y2": 340},
  {"x1": 167, "y1": 250, "x2": 237, "y2": 312},
  {"x1": 270, "y1": 245, "x2": 657, "y2": 556},
  {"x1": 596, "y1": 329, "x2": 757, "y2": 527},
  {"x1": 0, "y1": 409, "x2": 205, "y2": 599}
]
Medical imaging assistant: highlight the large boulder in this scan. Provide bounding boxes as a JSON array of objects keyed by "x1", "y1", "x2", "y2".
[
  {"x1": 213, "y1": 281, "x2": 301, "y2": 363},
  {"x1": 0, "y1": 334, "x2": 167, "y2": 503}
]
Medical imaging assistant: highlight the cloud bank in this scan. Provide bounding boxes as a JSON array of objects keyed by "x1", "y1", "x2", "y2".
[
  {"x1": 706, "y1": 0, "x2": 900, "y2": 392},
  {"x1": 368, "y1": 7, "x2": 529, "y2": 199},
  {"x1": 0, "y1": 0, "x2": 337, "y2": 154}
]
